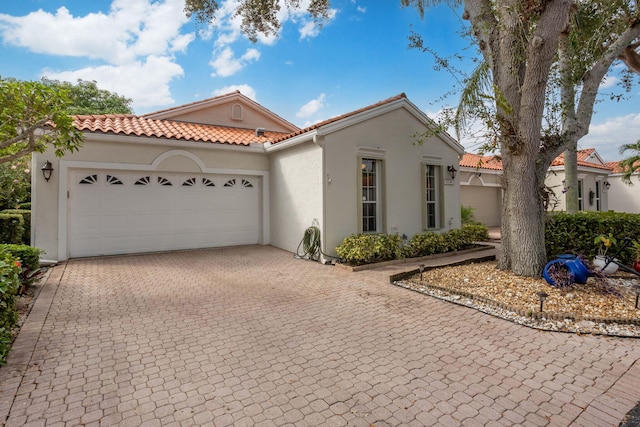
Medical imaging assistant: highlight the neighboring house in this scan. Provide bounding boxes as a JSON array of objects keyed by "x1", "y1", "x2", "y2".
[
  {"x1": 32, "y1": 92, "x2": 465, "y2": 261},
  {"x1": 605, "y1": 160, "x2": 640, "y2": 214},
  {"x1": 459, "y1": 148, "x2": 613, "y2": 227},
  {"x1": 459, "y1": 153, "x2": 503, "y2": 227},
  {"x1": 546, "y1": 149, "x2": 613, "y2": 212}
]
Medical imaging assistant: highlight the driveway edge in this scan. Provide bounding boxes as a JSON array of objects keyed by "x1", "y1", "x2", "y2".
[{"x1": 0, "y1": 262, "x2": 66, "y2": 426}]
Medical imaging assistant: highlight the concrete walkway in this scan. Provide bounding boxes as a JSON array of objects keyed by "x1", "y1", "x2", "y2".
[{"x1": 1, "y1": 246, "x2": 639, "y2": 426}]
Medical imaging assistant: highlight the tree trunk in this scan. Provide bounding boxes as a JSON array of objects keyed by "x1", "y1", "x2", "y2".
[{"x1": 564, "y1": 147, "x2": 579, "y2": 213}]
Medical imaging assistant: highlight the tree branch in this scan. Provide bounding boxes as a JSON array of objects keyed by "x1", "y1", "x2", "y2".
[
  {"x1": 0, "y1": 117, "x2": 51, "y2": 150},
  {"x1": 574, "y1": 22, "x2": 640, "y2": 140}
]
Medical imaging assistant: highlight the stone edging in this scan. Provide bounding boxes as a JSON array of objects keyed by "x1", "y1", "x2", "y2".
[
  {"x1": 0, "y1": 262, "x2": 66, "y2": 424},
  {"x1": 335, "y1": 244, "x2": 496, "y2": 272},
  {"x1": 392, "y1": 279, "x2": 640, "y2": 337}
]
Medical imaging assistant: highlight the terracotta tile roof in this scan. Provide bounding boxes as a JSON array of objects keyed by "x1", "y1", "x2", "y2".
[
  {"x1": 550, "y1": 149, "x2": 612, "y2": 171},
  {"x1": 73, "y1": 114, "x2": 289, "y2": 145},
  {"x1": 459, "y1": 152, "x2": 503, "y2": 170},
  {"x1": 462, "y1": 149, "x2": 612, "y2": 172},
  {"x1": 606, "y1": 160, "x2": 640, "y2": 173},
  {"x1": 271, "y1": 93, "x2": 408, "y2": 143}
]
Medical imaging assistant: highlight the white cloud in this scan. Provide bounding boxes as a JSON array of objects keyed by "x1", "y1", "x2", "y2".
[
  {"x1": 0, "y1": 0, "x2": 193, "y2": 110},
  {"x1": 600, "y1": 75, "x2": 618, "y2": 89},
  {"x1": 210, "y1": 47, "x2": 261, "y2": 77},
  {"x1": 0, "y1": 0, "x2": 193, "y2": 65},
  {"x1": 43, "y1": 55, "x2": 184, "y2": 108},
  {"x1": 579, "y1": 113, "x2": 640, "y2": 161},
  {"x1": 357, "y1": 6, "x2": 367, "y2": 13},
  {"x1": 298, "y1": 9, "x2": 337, "y2": 40},
  {"x1": 297, "y1": 93, "x2": 326, "y2": 118},
  {"x1": 212, "y1": 84, "x2": 257, "y2": 101}
]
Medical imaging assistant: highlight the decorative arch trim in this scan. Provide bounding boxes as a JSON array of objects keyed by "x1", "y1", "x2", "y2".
[{"x1": 151, "y1": 150, "x2": 207, "y2": 173}]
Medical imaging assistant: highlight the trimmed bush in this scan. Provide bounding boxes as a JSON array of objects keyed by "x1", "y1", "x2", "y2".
[
  {"x1": 407, "y1": 232, "x2": 446, "y2": 258},
  {"x1": 545, "y1": 211, "x2": 640, "y2": 264},
  {"x1": 337, "y1": 224, "x2": 490, "y2": 265},
  {"x1": 460, "y1": 223, "x2": 489, "y2": 242},
  {"x1": 336, "y1": 233, "x2": 403, "y2": 265},
  {"x1": 1, "y1": 210, "x2": 30, "y2": 244},
  {"x1": 0, "y1": 213, "x2": 24, "y2": 244},
  {"x1": 0, "y1": 252, "x2": 21, "y2": 365}
]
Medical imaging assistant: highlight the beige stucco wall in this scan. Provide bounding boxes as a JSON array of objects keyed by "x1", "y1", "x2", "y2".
[
  {"x1": 268, "y1": 143, "x2": 324, "y2": 254},
  {"x1": 321, "y1": 108, "x2": 462, "y2": 255},
  {"x1": 32, "y1": 135, "x2": 269, "y2": 260},
  {"x1": 545, "y1": 169, "x2": 610, "y2": 212},
  {"x1": 608, "y1": 173, "x2": 640, "y2": 213},
  {"x1": 165, "y1": 103, "x2": 295, "y2": 133},
  {"x1": 460, "y1": 170, "x2": 502, "y2": 227}
]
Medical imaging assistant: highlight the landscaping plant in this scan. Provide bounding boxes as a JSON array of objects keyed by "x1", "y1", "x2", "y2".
[{"x1": 0, "y1": 252, "x2": 21, "y2": 364}]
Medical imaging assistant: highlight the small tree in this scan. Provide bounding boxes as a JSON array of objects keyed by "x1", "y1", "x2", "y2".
[
  {"x1": 41, "y1": 78, "x2": 133, "y2": 115},
  {"x1": 0, "y1": 78, "x2": 83, "y2": 165}
]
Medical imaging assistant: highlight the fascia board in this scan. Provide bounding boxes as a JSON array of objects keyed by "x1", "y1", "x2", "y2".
[{"x1": 264, "y1": 131, "x2": 317, "y2": 153}]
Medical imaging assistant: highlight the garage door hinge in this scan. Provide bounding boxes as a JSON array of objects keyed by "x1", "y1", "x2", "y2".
[{"x1": 67, "y1": 191, "x2": 70, "y2": 198}]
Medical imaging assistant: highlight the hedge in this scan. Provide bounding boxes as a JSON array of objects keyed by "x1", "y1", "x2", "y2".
[
  {"x1": 0, "y1": 251, "x2": 21, "y2": 365},
  {"x1": 1, "y1": 210, "x2": 30, "y2": 244},
  {"x1": 0, "y1": 214, "x2": 24, "y2": 244},
  {"x1": 545, "y1": 211, "x2": 640, "y2": 265}
]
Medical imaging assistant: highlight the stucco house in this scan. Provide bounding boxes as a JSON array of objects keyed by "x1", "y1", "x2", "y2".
[
  {"x1": 605, "y1": 160, "x2": 640, "y2": 214},
  {"x1": 32, "y1": 92, "x2": 465, "y2": 261},
  {"x1": 459, "y1": 148, "x2": 613, "y2": 227}
]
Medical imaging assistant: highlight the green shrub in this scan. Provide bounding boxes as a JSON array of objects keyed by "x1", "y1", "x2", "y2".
[
  {"x1": 460, "y1": 223, "x2": 489, "y2": 242},
  {"x1": 0, "y1": 245, "x2": 43, "y2": 294},
  {"x1": 545, "y1": 211, "x2": 640, "y2": 264},
  {"x1": 16, "y1": 202, "x2": 31, "y2": 210},
  {"x1": 0, "y1": 157, "x2": 31, "y2": 211},
  {"x1": 336, "y1": 233, "x2": 402, "y2": 265},
  {"x1": 461, "y1": 205, "x2": 476, "y2": 225},
  {"x1": 0, "y1": 252, "x2": 21, "y2": 365},
  {"x1": 1, "y1": 210, "x2": 30, "y2": 244},
  {"x1": 407, "y1": 232, "x2": 446, "y2": 257},
  {"x1": 0, "y1": 244, "x2": 41, "y2": 272},
  {"x1": 0, "y1": 214, "x2": 24, "y2": 244}
]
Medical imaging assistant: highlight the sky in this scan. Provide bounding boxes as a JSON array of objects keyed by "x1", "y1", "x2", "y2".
[{"x1": 0, "y1": 0, "x2": 639, "y2": 161}]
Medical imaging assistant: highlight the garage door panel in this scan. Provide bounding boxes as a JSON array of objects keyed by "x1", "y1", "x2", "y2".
[{"x1": 69, "y1": 171, "x2": 261, "y2": 257}]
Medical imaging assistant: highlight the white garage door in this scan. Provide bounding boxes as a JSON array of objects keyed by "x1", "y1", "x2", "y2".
[
  {"x1": 68, "y1": 170, "x2": 260, "y2": 258},
  {"x1": 460, "y1": 186, "x2": 501, "y2": 227}
]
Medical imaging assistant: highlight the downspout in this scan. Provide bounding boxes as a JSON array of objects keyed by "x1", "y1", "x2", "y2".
[{"x1": 313, "y1": 134, "x2": 330, "y2": 264}]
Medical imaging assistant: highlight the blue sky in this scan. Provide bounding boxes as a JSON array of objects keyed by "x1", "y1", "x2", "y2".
[{"x1": 0, "y1": 0, "x2": 638, "y2": 161}]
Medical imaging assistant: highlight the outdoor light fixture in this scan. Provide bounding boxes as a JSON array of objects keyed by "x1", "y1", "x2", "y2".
[
  {"x1": 447, "y1": 165, "x2": 457, "y2": 179},
  {"x1": 41, "y1": 161, "x2": 54, "y2": 182},
  {"x1": 604, "y1": 181, "x2": 611, "y2": 191},
  {"x1": 419, "y1": 264, "x2": 425, "y2": 281},
  {"x1": 537, "y1": 291, "x2": 548, "y2": 313}
]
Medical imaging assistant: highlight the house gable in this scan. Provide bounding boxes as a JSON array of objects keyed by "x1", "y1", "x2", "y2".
[
  {"x1": 266, "y1": 94, "x2": 465, "y2": 155},
  {"x1": 143, "y1": 91, "x2": 299, "y2": 134}
]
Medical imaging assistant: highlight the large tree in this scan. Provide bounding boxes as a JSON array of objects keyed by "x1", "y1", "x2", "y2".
[
  {"x1": 185, "y1": 0, "x2": 640, "y2": 276},
  {"x1": 0, "y1": 78, "x2": 83, "y2": 165},
  {"x1": 41, "y1": 78, "x2": 133, "y2": 115}
]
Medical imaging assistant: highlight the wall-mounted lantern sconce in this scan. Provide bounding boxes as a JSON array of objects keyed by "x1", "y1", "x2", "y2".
[
  {"x1": 604, "y1": 181, "x2": 611, "y2": 191},
  {"x1": 447, "y1": 165, "x2": 457, "y2": 180},
  {"x1": 41, "y1": 161, "x2": 54, "y2": 182}
]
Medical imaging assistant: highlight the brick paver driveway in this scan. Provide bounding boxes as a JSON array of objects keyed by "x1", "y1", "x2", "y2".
[{"x1": 1, "y1": 246, "x2": 640, "y2": 426}]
